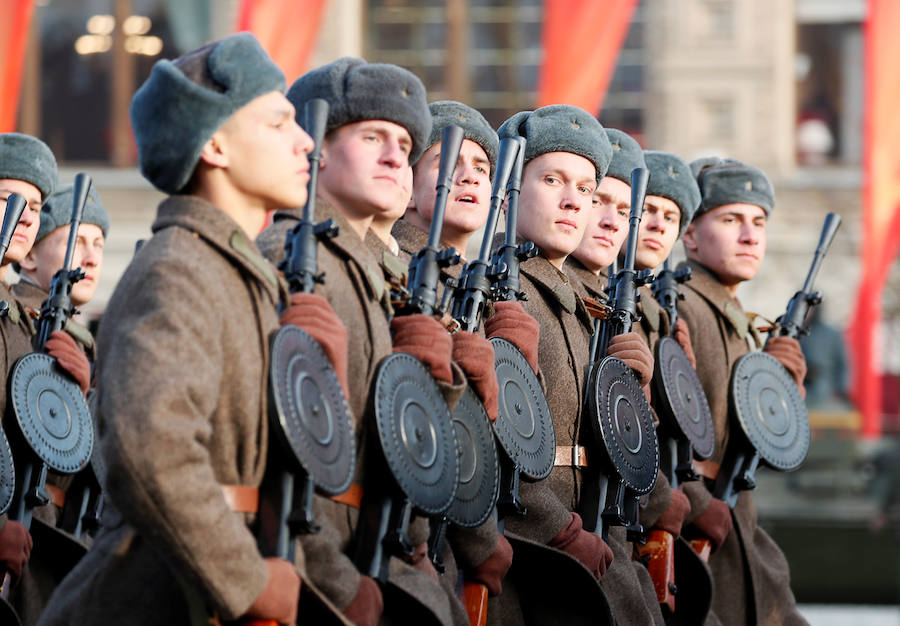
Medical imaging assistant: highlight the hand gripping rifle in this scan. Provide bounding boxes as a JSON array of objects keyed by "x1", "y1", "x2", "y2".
[
  {"x1": 355, "y1": 125, "x2": 465, "y2": 582},
  {"x1": 581, "y1": 168, "x2": 659, "y2": 543},
  {"x1": 483, "y1": 137, "x2": 556, "y2": 522},
  {"x1": 2, "y1": 177, "x2": 96, "y2": 622},
  {"x1": 716, "y1": 213, "x2": 841, "y2": 507}
]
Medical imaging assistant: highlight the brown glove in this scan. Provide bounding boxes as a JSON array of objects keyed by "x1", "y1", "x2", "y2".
[
  {"x1": 244, "y1": 557, "x2": 301, "y2": 625},
  {"x1": 469, "y1": 534, "x2": 513, "y2": 596},
  {"x1": 764, "y1": 336, "x2": 807, "y2": 397},
  {"x1": 0, "y1": 520, "x2": 33, "y2": 585},
  {"x1": 654, "y1": 489, "x2": 691, "y2": 539},
  {"x1": 403, "y1": 540, "x2": 441, "y2": 582},
  {"x1": 452, "y1": 332, "x2": 499, "y2": 421},
  {"x1": 687, "y1": 498, "x2": 733, "y2": 552},
  {"x1": 343, "y1": 575, "x2": 383, "y2": 626},
  {"x1": 46, "y1": 330, "x2": 91, "y2": 395},
  {"x1": 483, "y1": 301, "x2": 540, "y2": 374},
  {"x1": 391, "y1": 315, "x2": 453, "y2": 384},
  {"x1": 673, "y1": 319, "x2": 697, "y2": 369},
  {"x1": 548, "y1": 512, "x2": 614, "y2": 579},
  {"x1": 280, "y1": 293, "x2": 350, "y2": 396},
  {"x1": 606, "y1": 332, "x2": 654, "y2": 387}
]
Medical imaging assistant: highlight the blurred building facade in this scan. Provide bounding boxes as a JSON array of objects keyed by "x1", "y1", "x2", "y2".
[{"x1": 24, "y1": 0, "x2": 889, "y2": 416}]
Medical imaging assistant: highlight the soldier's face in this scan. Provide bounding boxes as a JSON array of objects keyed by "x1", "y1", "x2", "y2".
[
  {"x1": 20, "y1": 223, "x2": 104, "y2": 307},
  {"x1": 634, "y1": 194, "x2": 681, "y2": 271},
  {"x1": 0, "y1": 179, "x2": 42, "y2": 267},
  {"x1": 318, "y1": 120, "x2": 414, "y2": 222},
  {"x1": 682, "y1": 203, "x2": 767, "y2": 288},
  {"x1": 411, "y1": 139, "x2": 491, "y2": 241},
  {"x1": 215, "y1": 91, "x2": 313, "y2": 214},
  {"x1": 517, "y1": 152, "x2": 596, "y2": 269},
  {"x1": 571, "y1": 176, "x2": 630, "y2": 273}
]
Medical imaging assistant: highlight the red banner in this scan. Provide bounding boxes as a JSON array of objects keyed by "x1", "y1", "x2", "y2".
[
  {"x1": 849, "y1": 0, "x2": 900, "y2": 437},
  {"x1": 0, "y1": 0, "x2": 35, "y2": 132},
  {"x1": 537, "y1": 0, "x2": 637, "y2": 114},
  {"x1": 237, "y1": 0, "x2": 329, "y2": 84}
]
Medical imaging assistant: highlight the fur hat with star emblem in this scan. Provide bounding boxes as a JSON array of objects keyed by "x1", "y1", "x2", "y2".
[
  {"x1": 497, "y1": 105, "x2": 612, "y2": 182},
  {"x1": 644, "y1": 150, "x2": 701, "y2": 236},
  {"x1": 689, "y1": 155, "x2": 775, "y2": 218},
  {"x1": 604, "y1": 128, "x2": 646, "y2": 185},
  {"x1": 418, "y1": 100, "x2": 499, "y2": 176}
]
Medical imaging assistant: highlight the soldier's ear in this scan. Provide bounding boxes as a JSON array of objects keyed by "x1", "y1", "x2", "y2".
[
  {"x1": 198, "y1": 130, "x2": 229, "y2": 169},
  {"x1": 682, "y1": 222, "x2": 698, "y2": 253},
  {"x1": 19, "y1": 248, "x2": 39, "y2": 273}
]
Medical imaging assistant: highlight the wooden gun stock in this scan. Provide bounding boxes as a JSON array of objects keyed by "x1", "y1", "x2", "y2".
[
  {"x1": 688, "y1": 537, "x2": 712, "y2": 562},
  {"x1": 463, "y1": 581, "x2": 489, "y2": 626},
  {"x1": 634, "y1": 529, "x2": 676, "y2": 613}
]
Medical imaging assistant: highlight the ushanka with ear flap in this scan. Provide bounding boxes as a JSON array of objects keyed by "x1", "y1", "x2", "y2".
[
  {"x1": 287, "y1": 57, "x2": 431, "y2": 163},
  {"x1": 643, "y1": 151, "x2": 701, "y2": 236},
  {"x1": 130, "y1": 32, "x2": 286, "y2": 194},
  {"x1": 689, "y1": 156, "x2": 775, "y2": 217},
  {"x1": 497, "y1": 105, "x2": 612, "y2": 181}
]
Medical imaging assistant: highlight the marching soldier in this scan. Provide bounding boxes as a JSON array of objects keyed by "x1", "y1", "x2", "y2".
[
  {"x1": 392, "y1": 100, "x2": 514, "y2": 604},
  {"x1": 39, "y1": 33, "x2": 321, "y2": 625},
  {"x1": 490, "y1": 106, "x2": 659, "y2": 624},
  {"x1": 0, "y1": 133, "x2": 93, "y2": 626},
  {"x1": 678, "y1": 157, "x2": 808, "y2": 625},
  {"x1": 14, "y1": 182, "x2": 110, "y2": 360},
  {"x1": 257, "y1": 57, "x2": 470, "y2": 626}
]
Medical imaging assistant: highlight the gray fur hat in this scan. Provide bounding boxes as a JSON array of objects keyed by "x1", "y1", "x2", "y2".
[
  {"x1": 0, "y1": 133, "x2": 58, "y2": 200},
  {"x1": 644, "y1": 151, "x2": 701, "y2": 236},
  {"x1": 689, "y1": 156, "x2": 775, "y2": 217},
  {"x1": 36, "y1": 183, "x2": 110, "y2": 244},
  {"x1": 287, "y1": 57, "x2": 431, "y2": 162},
  {"x1": 420, "y1": 100, "x2": 499, "y2": 176},
  {"x1": 130, "y1": 32, "x2": 286, "y2": 194},
  {"x1": 604, "y1": 129, "x2": 645, "y2": 185},
  {"x1": 497, "y1": 105, "x2": 612, "y2": 181}
]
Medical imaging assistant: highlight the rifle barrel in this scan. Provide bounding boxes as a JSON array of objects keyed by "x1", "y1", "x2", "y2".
[
  {"x1": 0, "y1": 193, "x2": 27, "y2": 263},
  {"x1": 477, "y1": 137, "x2": 520, "y2": 263},
  {"x1": 301, "y1": 98, "x2": 329, "y2": 224},
  {"x1": 428, "y1": 125, "x2": 465, "y2": 250},
  {"x1": 504, "y1": 137, "x2": 527, "y2": 247},
  {"x1": 801, "y1": 212, "x2": 841, "y2": 294}
]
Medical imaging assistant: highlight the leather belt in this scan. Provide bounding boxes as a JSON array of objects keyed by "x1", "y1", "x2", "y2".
[
  {"x1": 221, "y1": 484, "x2": 259, "y2": 513},
  {"x1": 46, "y1": 484, "x2": 66, "y2": 509},
  {"x1": 329, "y1": 483, "x2": 364, "y2": 509},
  {"x1": 693, "y1": 459, "x2": 720, "y2": 481},
  {"x1": 554, "y1": 445, "x2": 588, "y2": 468}
]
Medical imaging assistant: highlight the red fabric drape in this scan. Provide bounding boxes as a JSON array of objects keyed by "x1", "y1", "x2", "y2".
[
  {"x1": 537, "y1": 0, "x2": 637, "y2": 114},
  {"x1": 237, "y1": 0, "x2": 329, "y2": 84},
  {"x1": 848, "y1": 0, "x2": 900, "y2": 437},
  {"x1": 0, "y1": 0, "x2": 35, "y2": 132}
]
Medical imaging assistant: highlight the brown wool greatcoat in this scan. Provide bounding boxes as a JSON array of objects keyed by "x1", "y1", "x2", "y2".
[
  {"x1": 36, "y1": 196, "x2": 302, "y2": 625},
  {"x1": 257, "y1": 202, "x2": 466, "y2": 626},
  {"x1": 678, "y1": 259, "x2": 808, "y2": 626}
]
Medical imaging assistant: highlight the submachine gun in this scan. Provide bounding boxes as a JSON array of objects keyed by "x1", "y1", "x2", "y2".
[
  {"x1": 716, "y1": 213, "x2": 841, "y2": 506},
  {"x1": 635, "y1": 256, "x2": 716, "y2": 611},
  {"x1": 424, "y1": 137, "x2": 520, "y2": 625},
  {"x1": 580, "y1": 168, "x2": 659, "y2": 543},
  {"x1": 485, "y1": 137, "x2": 556, "y2": 522},
  {"x1": 2, "y1": 177, "x2": 97, "y2": 624},
  {"x1": 427, "y1": 138, "x2": 523, "y2": 563},
  {"x1": 257, "y1": 98, "x2": 356, "y2": 583},
  {"x1": 354, "y1": 125, "x2": 465, "y2": 582}
]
